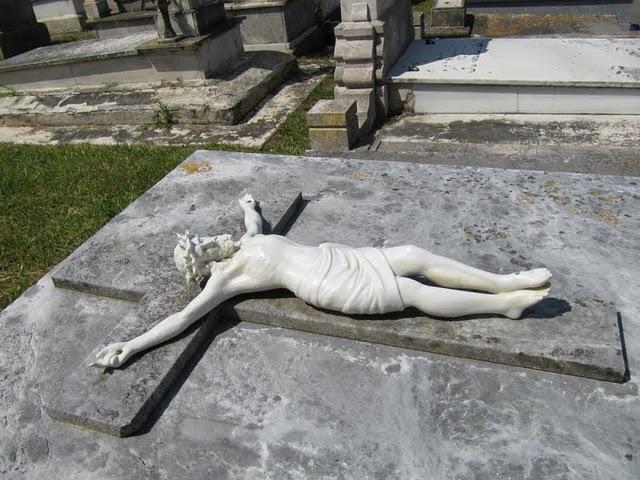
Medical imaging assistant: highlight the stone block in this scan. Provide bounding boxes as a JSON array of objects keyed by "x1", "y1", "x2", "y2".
[
  {"x1": 341, "y1": 64, "x2": 375, "y2": 88},
  {"x1": 309, "y1": 126, "x2": 359, "y2": 151},
  {"x1": 307, "y1": 97, "x2": 358, "y2": 128},
  {"x1": 342, "y1": 39, "x2": 374, "y2": 62},
  {"x1": 339, "y1": 22, "x2": 375, "y2": 39},
  {"x1": 224, "y1": 0, "x2": 321, "y2": 52},
  {"x1": 350, "y1": 1, "x2": 370, "y2": 22},
  {"x1": 84, "y1": 0, "x2": 111, "y2": 19},
  {"x1": 308, "y1": 97, "x2": 360, "y2": 151},
  {"x1": 340, "y1": 0, "x2": 397, "y2": 22},
  {"x1": 32, "y1": 0, "x2": 87, "y2": 34},
  {"x1": 141, "y1": 23, "x2": 244, "y2": 77},
  {"x1": 431, "y1": 0, "x2": 466, "y2": 28}
]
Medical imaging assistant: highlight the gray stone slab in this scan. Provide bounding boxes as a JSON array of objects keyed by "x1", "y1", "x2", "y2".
[
  {"x1": 2, "y1": 151, "x2": 640, "y2": 478},
  {"x1": 46, "y1": 163, "x2": 303, "y2": 436},
  {"x1": 45, "y1": 150, "x2": 633, "y2": 436}
]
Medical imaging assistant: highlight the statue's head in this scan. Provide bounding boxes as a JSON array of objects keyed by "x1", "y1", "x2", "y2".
[{"x1": 174, "y1": 231, "x2": 236, "y2": 285}]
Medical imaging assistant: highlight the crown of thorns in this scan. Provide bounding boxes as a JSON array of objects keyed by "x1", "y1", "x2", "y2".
[{"x1": 174, "y1": 231, "x2": 235, "y2": 285}]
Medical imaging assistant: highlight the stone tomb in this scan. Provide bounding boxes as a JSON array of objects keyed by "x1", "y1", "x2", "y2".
[
  {"x1": 224, "y1": 0, "x2": 325, "y2": 54},
  {"x1": 0, "y1": 28, "x2": 244, "y2": 91},
  {"x1": 43, "y1": 151, "x2": 631, "y2": 438}
]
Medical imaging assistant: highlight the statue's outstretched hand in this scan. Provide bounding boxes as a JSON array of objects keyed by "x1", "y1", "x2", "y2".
[
  {"x1": 89, "y1": 342, "x2": 133, "y2": 368},
  {"x1": 239, "y1": 193, "x2": 256, "y2": 209}
]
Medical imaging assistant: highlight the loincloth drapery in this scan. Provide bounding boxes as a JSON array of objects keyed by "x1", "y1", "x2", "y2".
[{"x1": 293, "y1": 243, "x2": 405, "y2": 315}]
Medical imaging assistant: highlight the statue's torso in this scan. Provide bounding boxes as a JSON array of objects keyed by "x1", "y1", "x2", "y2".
[{"x1": 232, "y1": 234, "x2": 324, "y2": 288}]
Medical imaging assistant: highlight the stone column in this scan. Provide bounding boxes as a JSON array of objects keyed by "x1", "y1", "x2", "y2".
[
  {"x1": 0, "y1": 0, "x2": 50, "y2": 60},
  {"x1": 308, "y1": 0, "x2": 413, "y2": 151}
]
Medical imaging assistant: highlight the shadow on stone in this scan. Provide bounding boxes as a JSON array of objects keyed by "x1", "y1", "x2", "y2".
[
  {"x1": 618, "y1": 311, "x2": 631, "y2": 382},
  {"x1": 526, "y1": 297, "x2": 572, "y2": 319},
  {"x1": 131, "y1": 311, "x2": 241, "y2": 436}
]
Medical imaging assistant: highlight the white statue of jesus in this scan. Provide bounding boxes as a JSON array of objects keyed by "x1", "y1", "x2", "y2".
[{"x1": 91, "y1": 194, "x2": 551, "y2": 368}]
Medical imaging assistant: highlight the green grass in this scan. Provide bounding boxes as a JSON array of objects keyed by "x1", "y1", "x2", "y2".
[
  {"x1": 0, "y1": 76, "x2": 334, "y2": 309},
  {"x1": 412, "y1": 0, "x2": 434, "y2": 14},
  {"x1": 51, "y1": 30, "x2": 97, "y2": 45}
]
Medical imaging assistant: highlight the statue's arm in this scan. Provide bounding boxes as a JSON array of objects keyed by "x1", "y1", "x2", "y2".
[
  {"x1": 90, "y1": 271, "x2": 234, "y2": 368},
  {"x1": 238, "y1": 193, "x2": 262, "y2": 241}
]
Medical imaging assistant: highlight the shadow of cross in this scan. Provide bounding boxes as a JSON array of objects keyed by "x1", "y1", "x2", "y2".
[{"x1": 45, "y1": 189, "x2": 304, "y2": 437}]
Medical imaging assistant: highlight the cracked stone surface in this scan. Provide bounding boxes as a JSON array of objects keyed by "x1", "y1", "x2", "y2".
[{"x1": 0, "y1": 152, "x2": 638, "y2": 478}]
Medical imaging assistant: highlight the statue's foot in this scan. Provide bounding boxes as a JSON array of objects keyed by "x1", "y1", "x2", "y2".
[
  {"x1": 503, "y1": 288, "x2": 550, "y2": 319},
  {"x1": 499, "y1": 268, "x2": 552, "y2": 292}
]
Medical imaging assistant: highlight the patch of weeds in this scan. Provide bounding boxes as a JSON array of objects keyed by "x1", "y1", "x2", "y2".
[
  {"x1": 0, "y1": 85, "x2": 16, "y2": 97},
  {"x1": 51, "y1": 30, "x2": 97, "y2": 45},
  {"x1": 412, "y1": 0, "x2": 434, "y2": 14},
  {"x1": 153, "y1": 101, "x2": 174, "y2": 128}
]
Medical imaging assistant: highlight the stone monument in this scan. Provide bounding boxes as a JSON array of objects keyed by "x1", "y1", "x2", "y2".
[
  {"x1": 0, "y1": 0, "x2": 50, "y2": 59},
  {"x1": 427, "y1": 0, "x2": 470, "y2": 38},
  {"x1": 308, "y1": 0, "x2": 413, "y2": 150}
]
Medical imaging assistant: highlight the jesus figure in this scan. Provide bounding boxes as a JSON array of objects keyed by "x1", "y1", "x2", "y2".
[{"x1": 91, "y1": 194, "x2": 551, "y2": 368}]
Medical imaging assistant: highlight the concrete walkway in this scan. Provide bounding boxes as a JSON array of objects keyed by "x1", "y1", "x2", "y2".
[{"x1": 346, "y1": 113, "x2": 640, "y2": 176}]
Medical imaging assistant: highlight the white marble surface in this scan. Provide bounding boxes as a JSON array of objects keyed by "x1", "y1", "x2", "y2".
[{"x1": 389, "y1": 38, "x2": 640, "y2": 86}]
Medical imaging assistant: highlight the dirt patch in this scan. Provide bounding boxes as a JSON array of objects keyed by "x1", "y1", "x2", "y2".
[{"x1": 178, "y1": 161, "x2": 212, "y2": 175}]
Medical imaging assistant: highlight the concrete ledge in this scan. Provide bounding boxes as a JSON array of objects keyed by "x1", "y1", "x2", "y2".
[
  {"x1": 426, "y1": 25, "x2": 471, "y2": 37},
  {"x1": 242, "y1": 24, "x2": 323, "y2": 55}
]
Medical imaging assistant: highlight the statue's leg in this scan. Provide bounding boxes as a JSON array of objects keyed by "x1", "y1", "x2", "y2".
[
  {"x1": 396, "y1": 277, "x2": 548, "y2": 319},
  {"x1": 383, "y1": 245, "x2": 551, "y2": 293}
]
